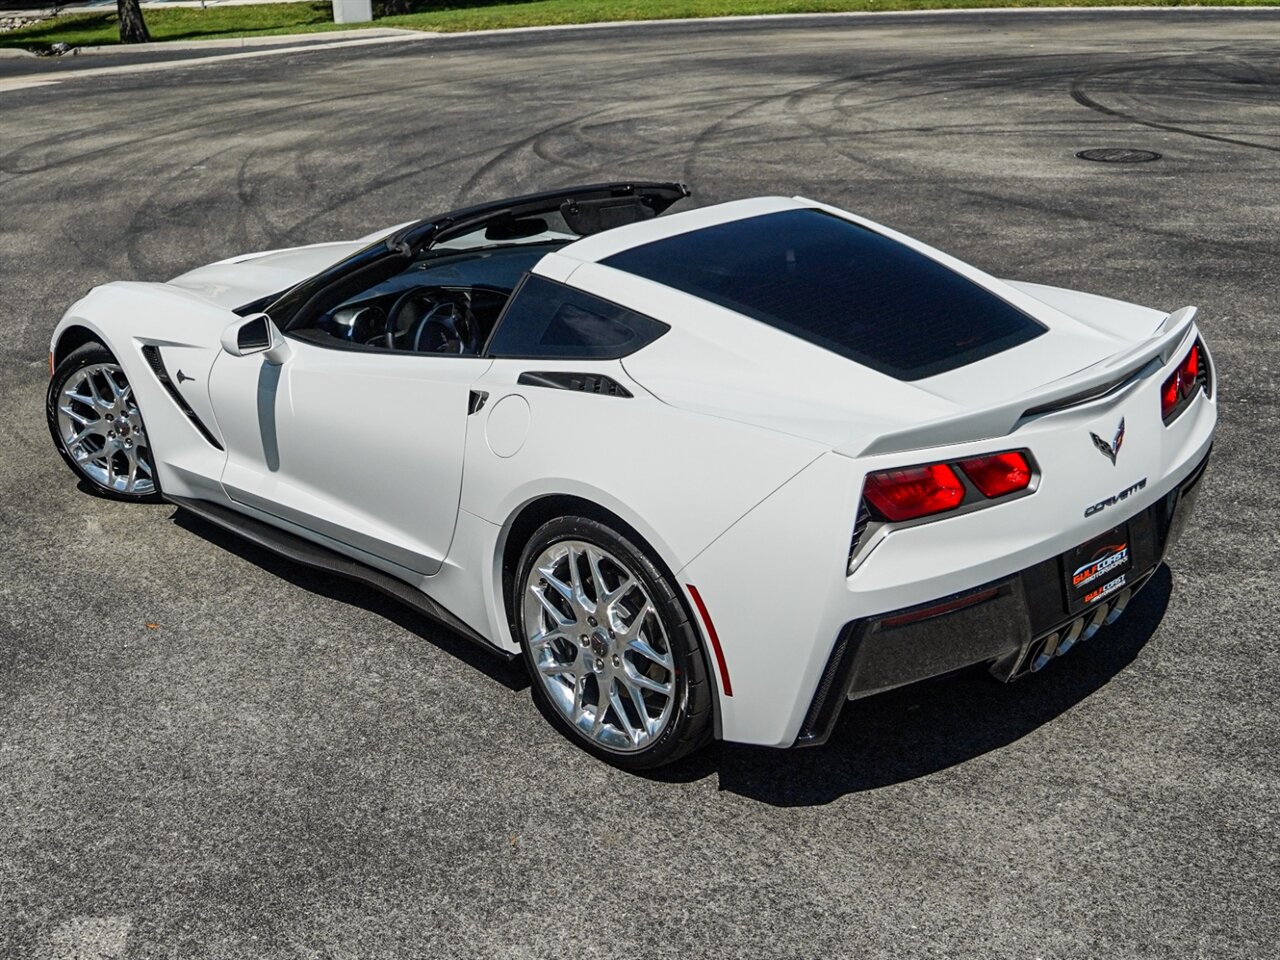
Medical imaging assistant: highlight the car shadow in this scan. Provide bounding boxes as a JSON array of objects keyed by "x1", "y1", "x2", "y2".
[
  {"x1": 650, "y1": 565, "x2": 1173, "y2": 806},
  {"x1": 170, "y1": 509, "x2": 530, "y2": 693},
  {"x1": 167, "y1": 505, "x2": 1170, "y2": 801}
]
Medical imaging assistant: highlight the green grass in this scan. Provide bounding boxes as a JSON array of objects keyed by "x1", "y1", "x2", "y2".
[
  {"x1": 0, "y1": 2, "x2": 360, "y2": 50},
  {"x1": 381, "y1": 0, "x2": 1280, "y2": 32},
  {"x1": 3, "y1": 0, "x2": 1277, "y2": 51}
]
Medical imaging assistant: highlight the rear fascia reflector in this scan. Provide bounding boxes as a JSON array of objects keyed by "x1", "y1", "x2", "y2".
[
  {"x1": 686, "y1": 584, "x2": 732, "y2": 697},
  {"x1": 879, "y1": 586, "x2": 1001, "y2": 628}
]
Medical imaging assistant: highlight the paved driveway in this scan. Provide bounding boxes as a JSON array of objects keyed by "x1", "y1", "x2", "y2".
[{"x1": 1, "y1": 10, "x2": 1277, "y2": 958}]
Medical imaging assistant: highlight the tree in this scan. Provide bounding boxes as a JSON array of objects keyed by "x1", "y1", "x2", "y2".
[{"x1": 117, "y1": 0, "x2": 151, "y2": 44}]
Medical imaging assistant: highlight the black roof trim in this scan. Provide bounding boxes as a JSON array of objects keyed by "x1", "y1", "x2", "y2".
[
  {"x1": 391, "y1": 181, "x2": 690, "y2": 254},
  {"x1": 263, "y1": 181, "x2": 689, "y2": 329}
]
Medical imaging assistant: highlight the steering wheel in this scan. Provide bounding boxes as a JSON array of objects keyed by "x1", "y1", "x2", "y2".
[{"x1": 384, "y1": 286, "x2": 441, "y2": 350}]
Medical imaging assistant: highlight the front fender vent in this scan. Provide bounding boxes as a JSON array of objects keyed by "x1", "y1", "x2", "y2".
[{"x1": 141, "y1": 345, "x2": 224, "y2": 450}]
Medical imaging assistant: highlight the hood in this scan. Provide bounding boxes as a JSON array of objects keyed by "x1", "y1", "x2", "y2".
[
  {"x1": 166, "y1": 241, "x2": 372, "y2": 310},
  {"x1": 164, "y1": 221, "x2": 413, "y2": 311}
]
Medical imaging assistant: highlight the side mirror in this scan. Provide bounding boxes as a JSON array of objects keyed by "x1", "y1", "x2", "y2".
[{"x1": 221, "y1": 313, "x2": 292, "y2": 364}]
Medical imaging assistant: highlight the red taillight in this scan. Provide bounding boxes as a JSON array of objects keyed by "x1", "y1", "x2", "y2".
[
  {"x1": 864, "y1": 463, "x2": 965, "y2": 521},
  {"x1": 1162, "y1": 341, "x2": 1205, "y2": 422},
  {"x1": 1179, "y1": 344, "x2": 1199, "y2": 398},
  {"x1": 1161, "y1": 370, "x2": 1181, "y2": 419},
  {"x1": 957, "y1": 451, "x2": 1033, "y2": 498}
]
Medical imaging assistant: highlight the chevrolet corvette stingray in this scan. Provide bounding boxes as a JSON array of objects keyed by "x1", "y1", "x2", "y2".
[{"x1": 46, "y1": 182, "x2": 1216, "y2": 767}]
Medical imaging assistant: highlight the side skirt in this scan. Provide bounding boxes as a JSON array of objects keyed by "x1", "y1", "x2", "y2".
[{"x1": 166, "y1": 495, "x2": 514, "y2": 659}]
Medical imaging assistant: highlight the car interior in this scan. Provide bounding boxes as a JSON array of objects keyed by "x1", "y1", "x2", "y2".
[
  {"x1": 271, "y1": 186, "x2": 688, "y2": 358},
  {"x1": 311, "y1": 218, "x2": 577, "y2": 355}
]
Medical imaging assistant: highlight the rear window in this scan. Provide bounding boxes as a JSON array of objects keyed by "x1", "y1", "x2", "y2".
[{"x1": 601, "y1": 208, "x2": 1045, "y2": 381}]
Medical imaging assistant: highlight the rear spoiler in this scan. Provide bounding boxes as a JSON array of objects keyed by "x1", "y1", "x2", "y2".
[{"x1": 855, "y1": 306, "x2": 1199, "y2": 458}]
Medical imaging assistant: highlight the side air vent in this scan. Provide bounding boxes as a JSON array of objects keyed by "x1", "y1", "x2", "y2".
[
  {"x1": 141, "y1": 345, "x2": 224, "y2": 450},
  {"x1": 847, "y1": 500, "x2": 871, "y2": 573},
  {"x1": 795, "y1": 623, "x2": 863, "y2": 746},
  {"x1": 1197, "y1": 342, "x2": 1213, "y2": 399},
  {"x1": 517, "y1": 371, "x2": 633, "y2": 397}
]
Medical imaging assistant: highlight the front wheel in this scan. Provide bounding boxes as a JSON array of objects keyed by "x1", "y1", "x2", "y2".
[
  {"x1": 515, "y1": 515, "x2": 713, "y2": 769},
  {"x1": 46, "y1": 342, "x2": 160, "y2": 502}
]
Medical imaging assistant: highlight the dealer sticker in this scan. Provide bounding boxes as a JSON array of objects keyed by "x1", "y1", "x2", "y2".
[
  {"x1": 1063, "y1": 522, "x2": 1134, "y2": 613},
  {"x1": 1071, "y1": 541, "x2": 1130, "y2": 590},
  {"x1": 1083, "y1": 572, "x2": 1127, "y2": 606}
]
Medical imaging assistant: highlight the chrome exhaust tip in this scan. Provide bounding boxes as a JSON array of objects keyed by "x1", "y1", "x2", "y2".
[
  {"x1": 1030, "y1": 631, "x2": 1060, "y2": 672},
  {"x1": 1055, "y1": 616, "x2": 1087, "y2": 656},
  {"x1": 1104, "y1": 588, "x2": 1133, "y2": 625},
  {"x1": 1080, "y1": 602, "x2": 1110, "y2": 642}
]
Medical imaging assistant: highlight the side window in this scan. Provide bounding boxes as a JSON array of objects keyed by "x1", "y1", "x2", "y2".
[{"x1": 486, "y1": 275, "x2": 669, "y2": 360}]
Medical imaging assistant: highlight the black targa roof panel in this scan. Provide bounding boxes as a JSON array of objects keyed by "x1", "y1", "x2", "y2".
[{"x1": 602, "y1": 208, "x2": 1047, "y2": 381}]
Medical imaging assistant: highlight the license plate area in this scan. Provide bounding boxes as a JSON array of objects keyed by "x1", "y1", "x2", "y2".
[{"x1": 1063, "y1": 522, "x2": 1133, "y2": 613}]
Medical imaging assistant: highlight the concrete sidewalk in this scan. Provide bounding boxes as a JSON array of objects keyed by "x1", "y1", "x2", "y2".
[
  {"x1": 0, "y1": 24, "x2": 428, "y2": 83},
  {"x1": 3, "y1": 0, "x2": 309, "y2": 16},
  {"x1": 1, "y1": 25, "x2": 422, "y2": 58}
]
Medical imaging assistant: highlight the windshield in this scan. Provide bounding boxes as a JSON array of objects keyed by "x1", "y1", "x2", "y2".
[
  {"x1": 263, "y1": 181, "x2": 689, "y2": 331},
  {"x1": 426, "y1": 208, "x2": 580, "y2": 258}
]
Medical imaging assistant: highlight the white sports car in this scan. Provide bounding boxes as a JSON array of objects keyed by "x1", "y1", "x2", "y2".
[{"x1": 46, "y1": 183, "x2": 1216, "y2": 768}]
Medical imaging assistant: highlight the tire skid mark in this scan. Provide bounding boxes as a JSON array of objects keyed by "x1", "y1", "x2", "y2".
[
  {"x1": 0, "y1": 80, "x2": 465, "y2": 177},
  {"x1": 681, "y1": 55, "x2": 996, "y2": 186},
  {"x1": 454, "y1": 105, "x2": 625, "y2": 201},
  {"x1": 775, "y1": 53, "x2": 1276, "y2": 258},
  {"x1": 1070, "y1": 54, "x2": 1280, "y2": 154}
]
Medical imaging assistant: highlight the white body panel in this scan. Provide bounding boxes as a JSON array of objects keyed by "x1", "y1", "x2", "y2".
[
  {"x1": 49, "y1": 196, "x2": 1219, "y2": 749},
  {"x1": 207, "y1": 342, "x2": 492, "y2": 575}
]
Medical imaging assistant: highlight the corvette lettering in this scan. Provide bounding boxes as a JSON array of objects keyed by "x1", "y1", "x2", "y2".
[
  {"x1": 1084, "y1": 478, "x2": 1147, "y2": 517},
  {"x1": 1072, "y1": 543, "x2": 1130, "y2": 588}
]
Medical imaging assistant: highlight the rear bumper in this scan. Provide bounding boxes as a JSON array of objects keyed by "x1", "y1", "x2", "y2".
[{"x1": 795, "y1": 447, "x2": 1211, "y2": 747}]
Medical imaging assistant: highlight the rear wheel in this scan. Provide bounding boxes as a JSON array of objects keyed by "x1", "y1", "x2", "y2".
[
  {"x1": 46, "y1": 342, "x2": 160, "y2": 502},
  {"x1": 515, "y1": 515, "x2": 713, "y2": 769}
]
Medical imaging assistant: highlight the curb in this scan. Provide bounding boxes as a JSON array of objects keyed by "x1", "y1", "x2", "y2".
[
  {"x1": 0, "y1": 28, "x2": 431, "y2": 90},
  {"x1": 3, "y1": 6, "x2": 1277, "y2": 85},
  {"x1": 431, "y1": 3, "x2": 1280, "y2": 38},
  {"x1": 60, "y1": 25, "x2": 426, "y2": 56}
]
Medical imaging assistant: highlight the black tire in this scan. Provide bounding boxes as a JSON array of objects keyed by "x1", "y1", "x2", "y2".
[
  {"x1": 46, "y1": 341, "x2": 162, "y2": 503},
  {"x1": 514, "y1": 515, "x2": 713, "y2": 770}
]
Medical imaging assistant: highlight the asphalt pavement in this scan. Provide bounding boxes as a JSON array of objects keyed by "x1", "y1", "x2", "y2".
[{"x1": 1, "y1": 10, "x2": 1278, "y2": 959}]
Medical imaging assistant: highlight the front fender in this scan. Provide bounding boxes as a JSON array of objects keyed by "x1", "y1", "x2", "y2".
[{"x1": 51, "y1": 282, "x2": 235, "y2": 501}]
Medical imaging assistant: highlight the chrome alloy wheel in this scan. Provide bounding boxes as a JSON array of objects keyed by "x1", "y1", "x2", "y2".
[
  {"x1": 523, "y1": 540, "x2": 677, "y2": 753},
  {"x1": 55, "y1": 362, "x2": 155, "y2": 496}
]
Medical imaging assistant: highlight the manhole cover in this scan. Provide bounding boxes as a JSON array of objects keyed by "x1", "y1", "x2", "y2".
[{"x1": 1076, "y1": 148, "x2": 1162, "y2": 164}]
